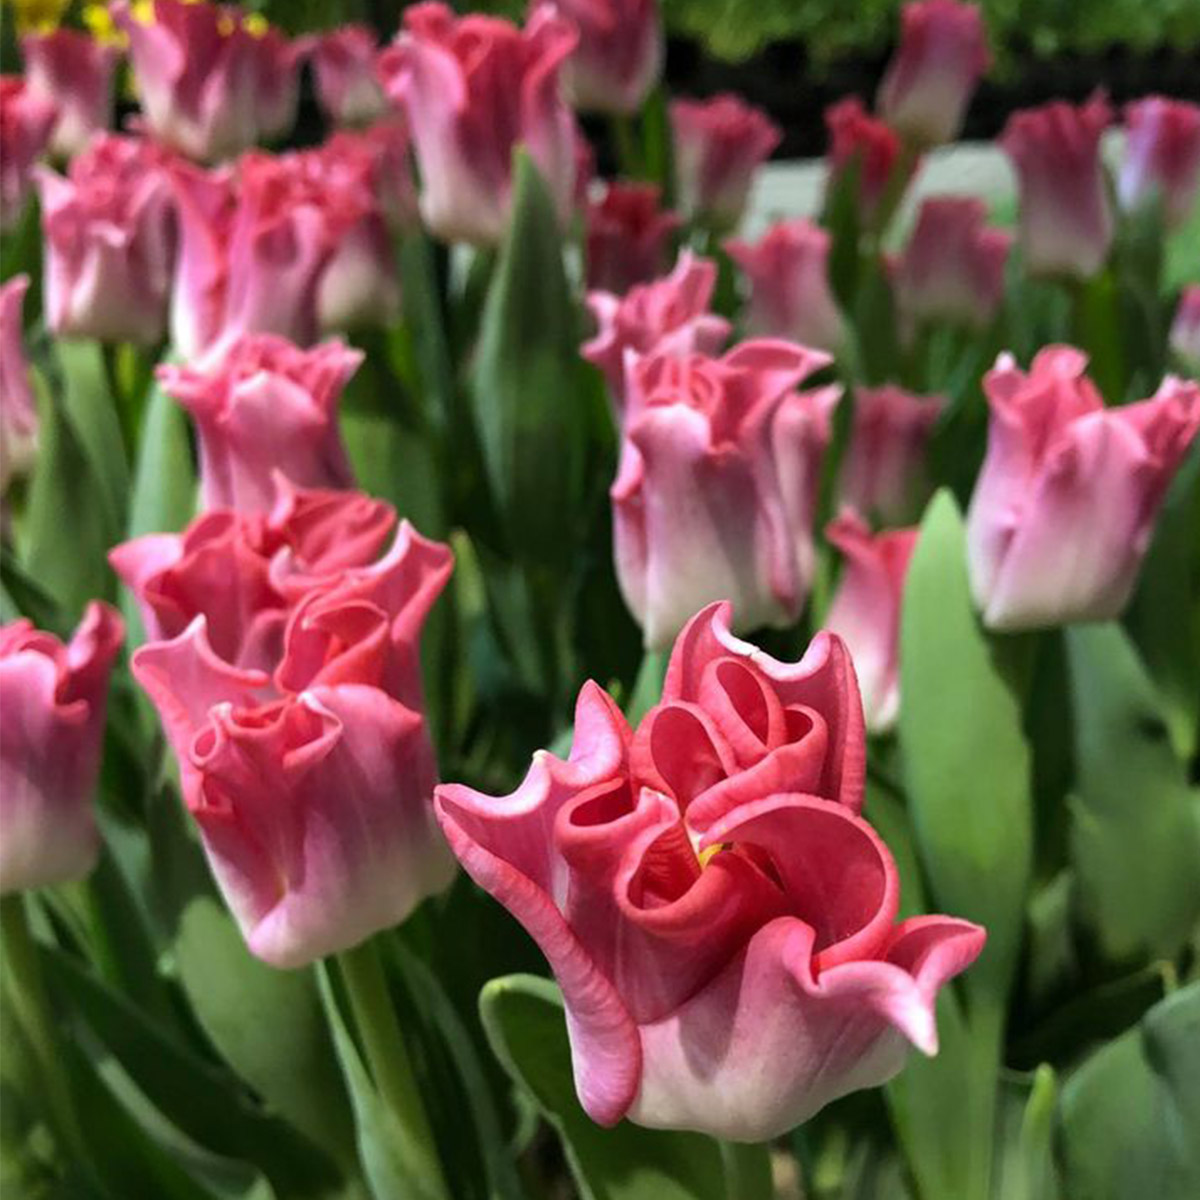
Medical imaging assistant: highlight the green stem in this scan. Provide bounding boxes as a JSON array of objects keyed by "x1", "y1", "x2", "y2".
[
  {"x1": 962, "y1": 998, "x2": 1005, "y2": 1200},
  {"x1": 337, "y1": 938, "x2": 449, "y2": 1200},
  {"x1": 612, "y1": 114, "x2": 643, "y2": 179},
  {"x1": 0, "y1": 894, "x2": 89, "y2": 1166},
  {"x1": 719, "y1": 1140, "x2": 774, "y2": 1200}
]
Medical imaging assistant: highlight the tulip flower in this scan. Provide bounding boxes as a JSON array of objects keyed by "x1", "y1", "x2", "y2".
[
  {"x1": 725, "y1": 219, "x2": 845, "y2": 353},
  {"x1": 889, "y1": 196, "x2": 1011, "y2": 336},
  {"x1": 670, "y1": 94, "x2": 781, "y2": 231},
  {"x1": 585, "y1": 181, "x2": 681, "y2": 295},
  {"x1": 876, "y1": 0, "x2": 989, "y2": 148},
  {"x1": 0, "y1": 276, "x2": 38, "y2": 492},
  {"x1": 312, "y1": 24, "x2": 388, "y2": 128},
  {"x1": 1170, "y1": 285, "x2": 1200, "y2": 373},
  {"x1": 1118, "y1": 96, "x2": 1200, "y2": 229},
  {"x1": 0, "y1": 76, "x2": 57, "y2": 233},
  {"x1": 36, "y1": 134, "x2": 176, "y2": 344},
  {"x1": 539, "y1": 0, "x2": 663, "y2": 116},
  {"x1": 612, "y1": 341, "x2": 840, "y2": 648},
  {"x1": 824, "y1": 97, "x2": 911, "y2": 226},
  {"x1": 158, "y1": 334, "x2": 359, "y2": 514},
  {"x1": 966, "y1": 347, "x2": 1200, "y2": 631},
  {"x1": 111, "y1": 1, "x2": 303, "y2": 163},
  {"x1": 436, "y1": 602, "x2": 985, "y2": 1139},
  {"x1": 1000, "y1": 93, "x2": 1114, "y2": 280},
  {"x1": 582, "y1": 251, "x2": 731, "y2": 410},
  {"x1": 21, "y1": 27, "x2": 120, "y2": 160},
  {"x1": 838, "y1": 385, "x2": 943, "y2": 527},
  {"x1": 379, "y1": 2, "x2": 580, "y2": 245},
  {"x1": 124, "y1": 481, "x2": 456, "y2": 968},
  {"x1": 824, "y1": 511, "x2": 918, "y2": 732},
  {"x1": 0, "y1": 603, "x2": 124, "y2": 895},
  {"x1": 170, "y1": 139, "x2": 393, "y2": 359}
]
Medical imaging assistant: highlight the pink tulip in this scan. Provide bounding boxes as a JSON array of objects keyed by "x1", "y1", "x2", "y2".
[
  {"x1": 436, "y1": 601, "x2": 985, "y2": 1138},
  {"x1": 1118, "y1": 96, "x2": 1200, "y2": 229},
  {"x1": 0, "y1": 76, "x2": 57, "y2": 233},
  {"x1": 585, "y1": 181, "x2": 681, "y2": 295},
  {"x1": 612, "y1": 341, "x2": 840, "y2": 648},
  {"x1": 36, "y1": 134, "x2": 176, "y2": 344},
  {"x1": 1001, "y1": 93, "x2": 1114, "y2": 280},
  {"x1": 1170, "y1": 285, "x2": 1200, "y2": 373},
  {"x1": 123, "y1": 481, "x2": 456, "y2": 967},
  {"x1": 670, "y1": 94, "x2": 781, "y2": 231},
  {"x1": 877, "y1": 0, "x2": 989, "y2": 147},
  {"x1": 0, "y1": 603, "x2": 124, "y2": 894},
  {"x1": 824, "y1": 511, "x2": 918, "y2": 732},
  {"x1": 111, "y1": 1, "x2": 303, "y2": 163},
  {"x1": 169, "y1": 141, "x2": 389, "y2": 359},
  {"x1": 725, "y1": 219, "x2": 845, "y2": 353},
  {"x1": 889, "y1": 196, "x2": 1011, "y2": 336},
  {"x1": 378, "y1": 2, "x2": 580, "y2": 245},
  {"x1": 538, "y1": 0, "x2": 662, "y2": 115},
  {"x1": 21, "y1": 28, "x2": 120, "y2": 160},
  {"x1": 967, "y1": 347, "x2": 1200, "y2": 631},
  {"x1": 838, "y1": 385, "x2": 943, "y2": 526},
  {"x1": 111, "y1": 477, "x2": 397, "y2": 669},
  {"x1": 312, "y1": 24, "x2": 388, "y2": 127},
  {"x1": 0, "y1": 276, "x2": 38, "y2": 492},
  {"x1": 824, "y1": 97, "x2": 911, "y2": 225},
  {"x1": 158, "y1": 334, "x2": 359, "y2": 514},
  {"x1": 582, "y1": 251, "x2": 731, "y2": 411}
]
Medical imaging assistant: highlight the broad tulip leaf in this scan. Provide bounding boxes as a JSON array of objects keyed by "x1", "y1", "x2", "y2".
[
  {"x1": 899, "y1": 490, "x2": 1032, "y2": 1001},
  {"x1": 22, "y1": 368, "x2": 117, "y2": 613},
  {"x1": 127, "y1": 378, "x2": 196, "y2": 541},
  {"x1": 470, "y1": 151, "x2": 588, "y2": 568},
  {"x1": 1058, "y1": 982, "x2": 1200, "y2": 1200},
  {"x1": 148, "y1": 791, "x2": 358, "y2": 1173},
  {"x1": 480, "y1": 974, "x2": 768, "y2": 1200},
  {"x1": 1064, "y1": 622, "x2": 1200, "y2": 963}
]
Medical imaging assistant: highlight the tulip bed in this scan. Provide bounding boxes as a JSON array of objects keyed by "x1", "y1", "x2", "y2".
[{"x1": 1, "y1": 1, "x2": 1199, "y2": 1198}]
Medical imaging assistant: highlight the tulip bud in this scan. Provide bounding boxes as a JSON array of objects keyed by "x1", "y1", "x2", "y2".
[
  {"x1": 158, "y1": 335, "x2": 360, "y2": 514},
  {"x1": 0, "y1": 275, "x2": 38, "y2": 492},
  {"x1": 670, "y1": 94, "x2": 781, "y2": 232},
  {"x1": 877, "y1": 0, "x2": 989, "y2": 148},
  {"x1": 36, "y1": 135, "x2": 176, "y2": 345},
  {"x1": 725, "y1": 219, "x2": 845, "y2": 353},
  {"x1": 0, "y1": 603, "x2": 124, "y2": 895},
  {"x1": 824, "y1": 510, "x2": 918, "y2": 732},
  {"x1": 312, "y1": 24, "x2": 388, "y2": 128},
  {"x1": 838, "y1": 385, "x2": 943, "y2": 526},
  {"x1": 1000, "y1": 93, "x2": 1114, "y2": 280},
  {"x1": 824, "y1": 97, "x2": 910, "y2": 225},
  {"x1": 379, "y1": 2, "x2": 580, "y2": 245},
  {"x1": 1118, "y1": 96, "x2": 1200, "y2": 229},
  {"x1": 124, "y1": 480, "x2": 456, "y2": 968},
  {"x1": 21, "y1": 28, "x2": 119, "y2": 160},
  {"x1": 612, "y1": 340, "x2": 839, "y2": 648},
  {"x1": 888, "y1": 196, "x2": 1011, "y2": 335},
  {"x1": 585, "y1": 181, "x2": 681, "y2": 296},
  {"x1": 538, "y1": 0, "x2": 663, "y2": 116},
  {"x1": 0, "y1": 76, "x2": 57, "y2": 233},
  {"x1": 436, "y1": 602, "x2": 985, "y2": 1139},
  {"x1": 966, "y1": 347, "x2": 1200, "y2": 631},
  {"x1": 582, "y1": 251, "x2": 731, "y2": 412}
]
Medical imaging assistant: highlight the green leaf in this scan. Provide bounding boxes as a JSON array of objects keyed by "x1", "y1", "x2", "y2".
[
  {"x1": 126, "y1": 379, "x2": 196, "y2": 541},
  {"x1": 470, "y1": 151, "x2": 588, "y2": 568},
  {"x1": 1064, "y1": 623, "x2": 1200, "y2": 964},
  {"x1": 147, "y1": 791, "x2": 358, "y2": 1173},
  {"x1": 42, "y1": 949, "x2": 345, "y2": 1199},
  {"x1": 993, "y1": 1067, "x2": 1060, "y2": 1200},
  {"x1": 899, "y1": 490, "x2": 1032, "y2": 1002},
  {"x1": 1058, "y1": 982, "x2": 1200, "y2": 1200},
  {"x1": 480, "y1": 974, "x2": 762, "y2": 1200},
  {"x1": 22, "y1": 368, "x2": 117, "y2": 613}
]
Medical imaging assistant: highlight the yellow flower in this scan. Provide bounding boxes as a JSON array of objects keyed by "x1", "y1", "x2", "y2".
[{"x1": 82, "y1": 3, "x2": 129, "y2": 46}]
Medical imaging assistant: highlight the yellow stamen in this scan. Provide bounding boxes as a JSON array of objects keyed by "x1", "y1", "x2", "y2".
[
  {"x1": 129, "y1": 0, "x2": 155, "y2": 25},
  {"x1": 6, "y1": 0, "x2": 71, "y2": 34},
  {"x1": 242, "y1": 12, "x2": 268, "y2": 37},
  {"x1": 698, "y1": 842, "x2": 727, "y2": 868},
  {"x1": 83, "y1": 5, "x2": 129, "y2": 47}
]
